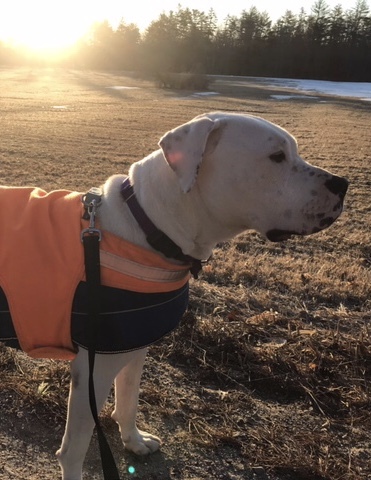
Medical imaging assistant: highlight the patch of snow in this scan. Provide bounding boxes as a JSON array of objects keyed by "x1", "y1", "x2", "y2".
[
  {"x1": 271, "y1": 94, "x2": 319, "y2": 101},
  {"x1": 264, "y1": 77, "x2": 371, "y2": 101},
  {"x1": 106, "y1": 86, "x2": 139, "y2": 90},
  {"x1": 191, "y1": 91, "x2": 220, "y2": 97}
]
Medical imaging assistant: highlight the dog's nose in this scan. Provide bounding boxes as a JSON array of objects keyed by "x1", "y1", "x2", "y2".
[{"x1": 325, "y1": 175, "x2": 349, "y2": 199}]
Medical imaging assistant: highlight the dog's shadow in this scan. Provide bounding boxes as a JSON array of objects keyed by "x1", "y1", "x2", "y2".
[
  {"x1": 83, "y1": 426, "x2": 176, "y2": 480},
  {"x1": 121, "y1": 450, "x2": 175, "y2": 480},
  {"x1": 0, "y1": 398, "x2": 174, "y2": 479}
]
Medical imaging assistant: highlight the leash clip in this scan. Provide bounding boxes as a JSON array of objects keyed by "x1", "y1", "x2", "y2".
[{"x1": 81, "y1": 188, "x2": 103, "y2": 242}]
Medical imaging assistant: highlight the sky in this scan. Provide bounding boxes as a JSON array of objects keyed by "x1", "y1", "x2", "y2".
[{"x1": 0, "y1": 0, "x2": 368, "y2": 52}]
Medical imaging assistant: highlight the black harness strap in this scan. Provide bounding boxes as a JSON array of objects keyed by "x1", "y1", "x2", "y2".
[{"x1": 82, "y1": 191, "x2": 121, "y2": 480}]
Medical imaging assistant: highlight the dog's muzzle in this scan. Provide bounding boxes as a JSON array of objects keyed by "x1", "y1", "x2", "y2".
[{"x1": 266, "y1": 175, "x2": 349, "y2": 243}]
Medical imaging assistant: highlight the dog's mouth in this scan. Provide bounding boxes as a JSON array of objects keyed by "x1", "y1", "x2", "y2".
[{"x1": 265, "y1": 229, "x2": 297, "y2": 242}]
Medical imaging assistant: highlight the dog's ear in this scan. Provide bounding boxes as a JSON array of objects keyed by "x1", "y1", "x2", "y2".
[{"x1": 159, "y1": 117, "x2": 221, "y2": 193}]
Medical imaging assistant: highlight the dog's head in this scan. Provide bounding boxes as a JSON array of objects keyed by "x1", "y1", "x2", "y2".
[{"x1": 159, "y1": 112, "x2": 348, "y2": 242}]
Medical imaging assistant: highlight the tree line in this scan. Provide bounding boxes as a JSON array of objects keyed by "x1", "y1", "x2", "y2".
[{"x1": 1, "y1": 0, "x2": 371, "y2": 81}]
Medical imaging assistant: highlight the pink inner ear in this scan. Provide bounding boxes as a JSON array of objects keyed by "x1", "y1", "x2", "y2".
[{"x1": 167, "y1": 151, "x2": 185, "y2": 171}]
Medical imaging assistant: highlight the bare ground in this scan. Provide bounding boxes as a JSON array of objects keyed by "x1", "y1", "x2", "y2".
[{"x1": 0, "y1": 68, "x2": 370, "y2": 480}]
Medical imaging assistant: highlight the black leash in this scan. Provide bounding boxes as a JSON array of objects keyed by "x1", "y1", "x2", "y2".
[
  {"x1": 82, "y1": 189, "x2": 121, "y2": 480},
  {"x1": 81, "y1": 180, "x2": 202, "y2": 478}
]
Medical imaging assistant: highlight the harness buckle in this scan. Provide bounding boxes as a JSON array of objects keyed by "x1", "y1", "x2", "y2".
[
  {"x1": 82, "y1": 188, "x2": 103, "y2": 220},
  {"x1": 81, "y1": 188, "x2": 103, "y2": 242}
]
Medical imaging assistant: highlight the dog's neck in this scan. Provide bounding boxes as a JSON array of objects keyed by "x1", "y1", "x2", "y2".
[{"x1": 98, "y1": 150, "x2": 233, "y2": 261}]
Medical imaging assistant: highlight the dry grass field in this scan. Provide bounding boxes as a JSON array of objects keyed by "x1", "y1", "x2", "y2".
[{"x1": 0, "y1": 68, "x2": 370, "y2": 480}]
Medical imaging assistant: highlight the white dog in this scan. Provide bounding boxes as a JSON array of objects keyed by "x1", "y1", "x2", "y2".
[{"x1": 1, "y1": 113, "x2": 348, "y2": 479}]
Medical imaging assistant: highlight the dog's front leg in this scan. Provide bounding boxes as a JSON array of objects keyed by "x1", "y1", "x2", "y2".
[
  {"x1": 56, "y1": 348, "x2": 128, "y2": 480},
  {"x1": 112, "y1": 347, "x2": 162, "y2": 455}
]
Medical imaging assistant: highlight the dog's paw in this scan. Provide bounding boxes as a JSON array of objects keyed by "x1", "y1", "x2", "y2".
[{"x1": 123, "y1": 428, "x2": 162, "y2": 455}]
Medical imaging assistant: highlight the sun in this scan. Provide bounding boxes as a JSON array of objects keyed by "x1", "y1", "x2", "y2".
[
  {"x1": 0, "y1": 1, "x2": 98, "y2": 56},
  {"x1": 0, "y1": 1, "x2": 157, "y2": 58},
  {"x1": 6, "y1": 21, "x2": 82, "y2": 52}
]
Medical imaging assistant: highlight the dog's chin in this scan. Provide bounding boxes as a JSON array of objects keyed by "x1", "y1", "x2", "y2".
[{"x1": 265, "y1": 229, "x2": 298, "y2": 242}]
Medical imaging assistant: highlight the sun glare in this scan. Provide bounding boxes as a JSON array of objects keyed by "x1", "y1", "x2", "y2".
[
  {"x1": 0, "y1": 1, "x2": 99, "y2": 56},
  {"x1": 0, "y1": 1, "x2": 189, "y2": 58}
]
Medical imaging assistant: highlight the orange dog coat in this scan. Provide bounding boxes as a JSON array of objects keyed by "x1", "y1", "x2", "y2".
[{"x1": 0, "y1": 187, "x2": 190, "y2": 360}]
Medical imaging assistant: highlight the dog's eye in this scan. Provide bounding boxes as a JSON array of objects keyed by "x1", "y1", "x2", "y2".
[{"x1": 269, "y1": 151, "x2": 286, "y2": 163}]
